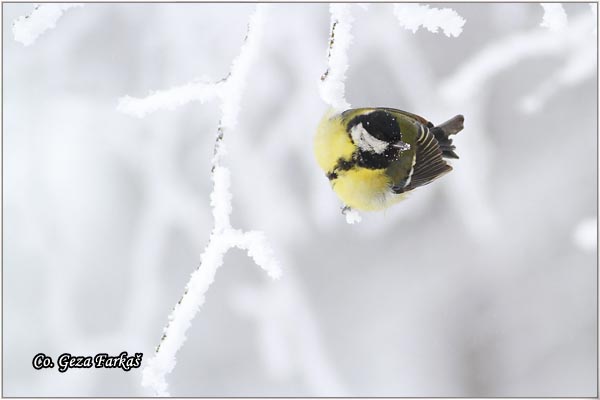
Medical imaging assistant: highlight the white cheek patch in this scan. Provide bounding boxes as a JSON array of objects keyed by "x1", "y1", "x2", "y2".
[{"x1": 350, "y1": 123, "x2": 389, "y2": 154}]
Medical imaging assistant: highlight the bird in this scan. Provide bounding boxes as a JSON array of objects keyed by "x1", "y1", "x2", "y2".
[{"x1": 314, "y1": 107, "x2": 464, "y2": 212}]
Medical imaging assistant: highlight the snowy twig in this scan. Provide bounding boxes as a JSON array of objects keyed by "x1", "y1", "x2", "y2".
[
  {"x1": 12, "y1": 3, "x2": 83, "y2": 46},
  {"x1": 120, "y1": 5, "x2": 281, "y2": 396},
  {"x1": 117, "y1": 80, "x2": 221, "y2": 118},
  {"x1": 342, "y1": 206, "x2": 362, "y2": 225},
  {"x1": 540, "y1": 3, "x2": 568, "y2": 31},
  {"x1": 117, "y1": 4, "x2": 264, "y2": 121},
  {"x1": 393, "y1": 4, "x2": 465, "y2": 37},
  {"x1": 316, "y1": 5, "x2": 360, "y2": 224},
  {"x1": 318, "y1": 5, "x2": 361, "y2": 224},
  {"x1": 318, "y1": 3, "x2": 353, "y2": 112}
]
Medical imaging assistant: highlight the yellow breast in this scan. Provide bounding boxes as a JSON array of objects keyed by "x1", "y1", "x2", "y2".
[
  {"x1": 313, "y1": 109, "x2": 355, "y2": 173},
  {"x1": 314, "y1": 109, "x2": 407, "y2": 211},
  {"x1": 333, "y1": 168, "x2": 406, "y2": 211}
]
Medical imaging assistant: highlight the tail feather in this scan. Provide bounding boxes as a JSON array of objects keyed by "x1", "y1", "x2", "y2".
[{"x1": 430, "y1": 114, "x2": 463, "y2": 159}]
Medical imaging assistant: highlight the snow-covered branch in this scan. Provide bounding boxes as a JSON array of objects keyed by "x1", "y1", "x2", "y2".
[
  {"x1": 12, "y1": 3, "x2": 82, "y2": 46},
  {"x1": 119, "y1": 5, "x2": 281, "y2": 396},
  {"x1": 117, "y1": 81, "x2": 221, "y2": 118},
  {"x1": 318, "y1": 4, "x2": 361, "y2": 225},
  {"x1": 540, "y1": 3, "x2": 568, "y2": 31},
  {"x1": 343, "y1": 208, "x2": 362, "y2": 225},
  {"x1": 318, "y1": 3, "x2": 354, "y2": 112},
  {"x1": 118, "y1": 4, "x2": 263, "y2": 122},
  {"x1": 393, "y1": 4, "x2": 465, "y2": 37}
]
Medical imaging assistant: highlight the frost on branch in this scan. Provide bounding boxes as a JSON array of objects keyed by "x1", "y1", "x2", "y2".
[
  {"x1": 343, "y1": 208, "x2": 362, "y2": 225},
  {"x1": 540, "y1": 3, "x2": 568, "y2": 31},
  {"x1": 12, "y1": 3, "x2": 83, "y2": 46},
  {"x1": 118, "y1": 5, "x2": 281, "y2": 396},
  {"x1": 118, "y1": 2, "x2": 263, "y2": 122},
  {"x1": 393, "y1": 4, "x2": 466, "y2": 37},
  {"x1": 318, "y1": 3, "x2": 354, "y2": 112},
  {"x1": 117, "y1": 81, "x2": 221, "y2": 118},
  {"x1": 318, "y1": 4, "x2": 359, "y2": 224}
]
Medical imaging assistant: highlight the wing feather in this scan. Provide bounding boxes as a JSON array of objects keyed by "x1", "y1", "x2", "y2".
[{"x1": 401, "y1": 128, "x2": 452, "y2": 192}]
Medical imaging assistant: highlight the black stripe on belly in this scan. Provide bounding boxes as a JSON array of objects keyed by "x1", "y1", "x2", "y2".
[
  {"x1": 326, "y1": 146, "x2": 399, "y2": 181},
  {"x1": 356, "y1": 148, "x2": 397, "y2": 169},
  {"x1": 327, "y1": 158, "x2": 355, "y2": 180}
]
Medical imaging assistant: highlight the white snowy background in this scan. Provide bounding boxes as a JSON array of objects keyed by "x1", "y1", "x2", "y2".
[{"x1": 3, "y1": 2, "x2": 597, "y2": 397}]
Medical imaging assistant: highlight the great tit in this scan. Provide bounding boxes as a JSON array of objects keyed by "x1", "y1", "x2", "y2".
[{"x1": 314, "y1": 107, "x2": 464, "y2": 212}]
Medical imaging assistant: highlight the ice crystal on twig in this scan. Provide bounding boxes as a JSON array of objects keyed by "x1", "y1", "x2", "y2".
[
  {"x1": 540, "y1": 3, "x2": 568, "y2": 31},
  {"x1": 393, "y1": 4, "x2": 465, "y2": 37},
  {"x1": 318, "y1": 4, "x2": 354, "y2": 112},
  {"x1": 117, "y1": 81, "x2": 221, "y2": 118},
  {"x1": 12, "y1": 3, "x2": 83, "y2": 46}
]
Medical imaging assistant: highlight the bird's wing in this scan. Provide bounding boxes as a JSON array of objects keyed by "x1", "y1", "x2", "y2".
[
  {"x1": 379, "y1": 108, "x2": 432, "y2": 127},
  {"x1": 392, "y1": 126, "x2": 452, "y2": 193}
]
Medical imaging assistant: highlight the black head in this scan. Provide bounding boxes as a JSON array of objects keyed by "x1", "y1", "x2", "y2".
[
  {"x1": 348, "y1": 110, "x2": 402, "y2": 143},
  {"x1": 347, "y1": 110, "x2": 404, "y2": 169}
]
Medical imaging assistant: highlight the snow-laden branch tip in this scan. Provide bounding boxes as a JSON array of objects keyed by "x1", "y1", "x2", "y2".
[
  {"x1": 318, "y1": 3, "x2": 354, "y2": 112},
  {"x1": 540, "y1": 3, "x2": 568, "y2": 31},
  {"x1": 344, "y1": 209, "x2": 362, "y2": 224},
  {"x1": 218, "y1": 6, "x2": 264, "y2": 129},
  {"x1": 128, "y1": 5, "x2": 281, "y2": 396},
  {"x1": 12, "y1": 3, "x2": 83, "y2": 46},
  {"x1": 118, "y1": 2, "x2": 263, "y2": 122},
  {"x1": 117, "y1": 81, "x2": 222, "y2": 118},
  {"x1": 393, "y1": 4, "x2": 466, "y2": 38}
]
